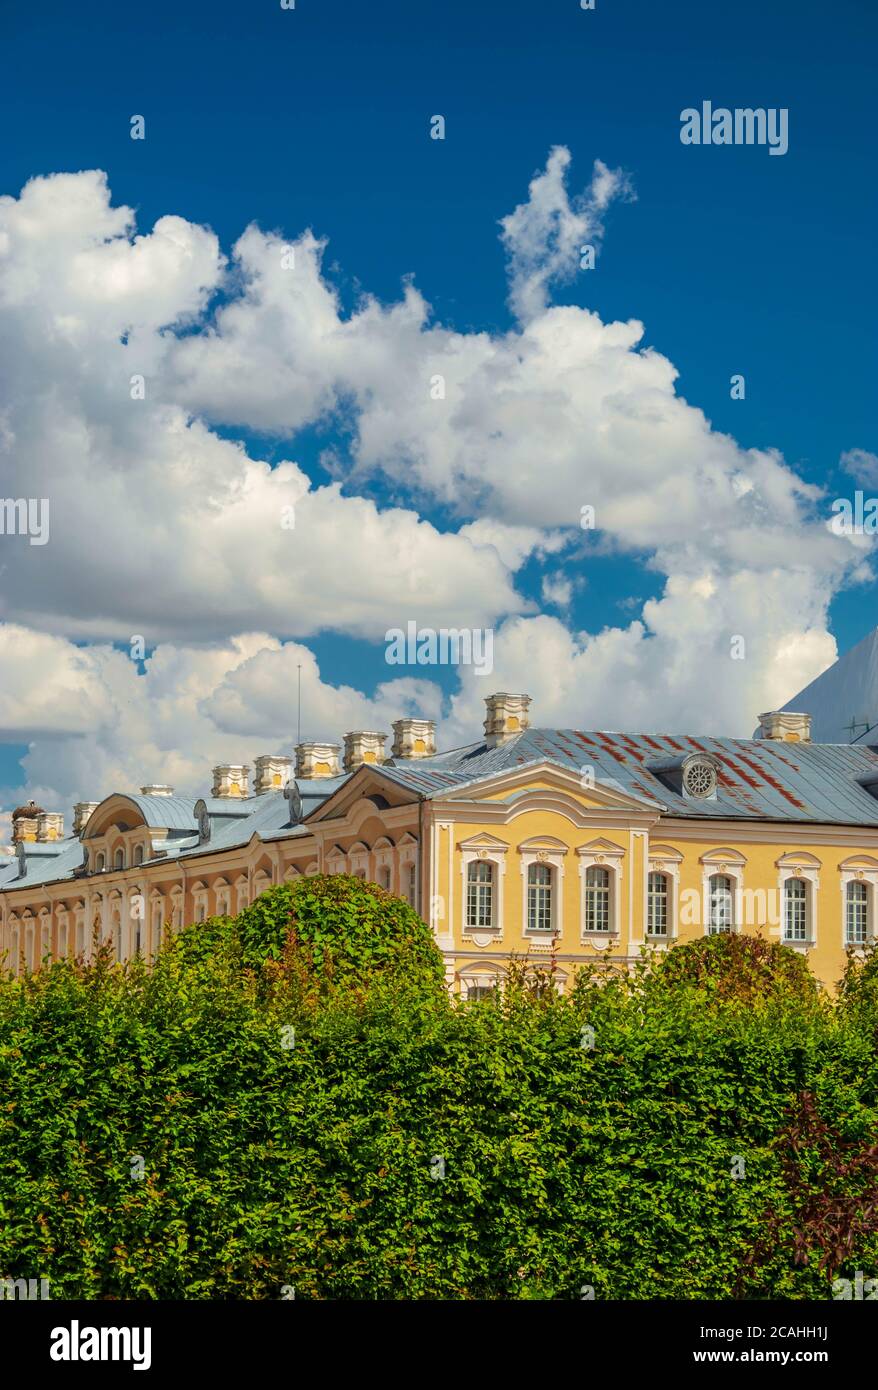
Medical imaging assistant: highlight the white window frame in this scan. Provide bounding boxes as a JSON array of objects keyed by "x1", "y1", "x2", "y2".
[
  {"x1": 646, "y1": 869, "x2": 671, "y2": 939},
  {"x1": 776, "y1": 855, "x2": 820, "y2": 949},
  {"x1": 466, "y1": 859, "x2": 497, "y2": 931},
  {"x1": 839, "y1": 860, "x2": 878, "y2": 951},
  {"x1": 646, "y1": 849, "x2": 681, "y2": 942},
  {"x1": 460, "y1": 843, "x2": 507, "y2": 940},
  {"x1": 699, "y1": 853, "x2": 746, "y2": 937},
  {"x1": 577, "y1": 843, "x2": 623, "y2": 942},
  {"x1": 519, "y1": 843, "x2": 566, "y2": 940}
]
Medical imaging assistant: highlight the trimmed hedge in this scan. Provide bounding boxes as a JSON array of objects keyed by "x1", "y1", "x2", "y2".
[{"x1": 1, "y1": 877, "x2": 877, "y2": 1299}]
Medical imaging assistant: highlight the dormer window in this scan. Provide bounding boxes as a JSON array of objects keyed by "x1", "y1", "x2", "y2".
[
  {"x1": 682, "y1": 757, "x2": 718, "y2": 799},
  {"x1": 648, "y1": 752, "x2": 719, "y2": 801}
]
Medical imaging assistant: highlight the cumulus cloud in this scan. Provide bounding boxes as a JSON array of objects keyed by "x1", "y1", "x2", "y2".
[
  {"x1": 0, "y1": 626, "x2": 447, "y2": 812},
  {"x1": 0, "y1": 173, "x2": 526, "y2": 643},
  {"x1": 499, "y1": 148, "x2": 634, "y2": 322},
  {"x1": 840, "y1": 448, "x2": 878, "y2": 488},
  {"x1": 0, "y1": 153, "x2": 869, "y2": 812}
]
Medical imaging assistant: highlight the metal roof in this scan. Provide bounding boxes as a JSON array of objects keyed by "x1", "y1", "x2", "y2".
[
  {"x1": 380, "y1": 729, "x2": 878, "y2": 826},
  {"x1": 4, "y1": 836, "x2": 86, "y2": 889},
  {"x1": 5, "y1": 732, "x2": 878, "y2": 899},
  {"x1": 80, "y1": 794, "x2": 199, "y2": 834}
]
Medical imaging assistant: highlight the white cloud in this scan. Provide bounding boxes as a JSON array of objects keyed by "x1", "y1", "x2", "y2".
[
  {"x1": 0, "y1": 174, "x2": 526, "y2": 644},
  {"x1": 0, "y1": 626, "x2": 449, "y2": 813},
  {"x1": 840, "y1": 448, "x2": 878, "y2": 488},
  {"x1": 0, "y1": 154, "x2": 869, "y2": 813},
  {"x1": 499, "y1": 148, "x2": 634, "y2": 322}
]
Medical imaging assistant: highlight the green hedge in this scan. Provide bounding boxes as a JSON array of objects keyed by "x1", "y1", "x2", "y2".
[{"x1": 1, "y1": 876, "x2": 877, "y2": 1300}]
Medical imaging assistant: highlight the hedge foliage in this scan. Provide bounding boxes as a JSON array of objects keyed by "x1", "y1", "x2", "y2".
[{"x1": 2, "y1": 874, "x2": 878, "y2": 1300}]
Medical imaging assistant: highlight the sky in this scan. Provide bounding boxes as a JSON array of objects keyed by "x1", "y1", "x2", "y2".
[{"x1": 0, "y1": 0, "x2": 876, "y2": 829}]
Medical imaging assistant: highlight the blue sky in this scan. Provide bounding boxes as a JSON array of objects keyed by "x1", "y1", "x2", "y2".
[{"x1": 0, "y1": 0, "x2": 875, "y2": 802}]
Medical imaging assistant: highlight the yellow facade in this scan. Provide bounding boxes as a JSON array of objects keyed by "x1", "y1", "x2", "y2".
[{"x1": 3, "y1": 700, "x2": 878, "y2": 992}]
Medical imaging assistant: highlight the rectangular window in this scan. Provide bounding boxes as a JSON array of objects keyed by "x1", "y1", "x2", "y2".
[
  {"x1": 784, "y1": 879, "x2": 807, "y2": 942},
  {"x1": 708, "y1": 875, "x2": 733, "y2": 934},
  {"x1": 527, "y1": 863, "x2": 553, "y2": 931},
  {"x1": 846, "y1": 881, "x2": 868, "y2": 945},
  {"x1": 466, "y1": 861, "x2": 494, "y2": 929},
  {"x1": 647, "y1": 872, "x2": 669, "y2": 936},
  {"x1": 467, "y1": 984, "x2": 495, "y2": 1001},
  {"x1": 584, "y1": 866, "x2": 610, "y2": 933}
]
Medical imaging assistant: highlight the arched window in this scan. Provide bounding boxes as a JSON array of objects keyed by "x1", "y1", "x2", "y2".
[
  {"x1": 846, "y1": 880, "x2": 869, "y2": 945},
  {"x1": 405, "y1": 862, "x2": 417, "y2": 907},
  {"x1": 95, "y1": 852, "x2": 105, "y2": 873},
  {"x1": 527, "y1": 862, "x2": 553, "y2": 932},
  {"x1": 113, "y1": 848, "x2": 125, "y2": 871},
  {"x1": 647, "y1": 871, "x2": 669, "y2": 936},
  {"x1": 378, "y1": 865, "x2": 391, "y2": 891},
  {"x1": 466, "y1": 860, "x2": 495, "y2": 929},
  {"x1": 134, "y1": 845, "x2": 144, "y2": 866},
  {"x1": 783, "y1": 878, "x2": 808, "y2": 942},
  {"x1": 584, "y1": 866, "x2": 610, "y2": 933},
  {"x1": 708, "y1": 874, "x2": 733, "y2": 934}
]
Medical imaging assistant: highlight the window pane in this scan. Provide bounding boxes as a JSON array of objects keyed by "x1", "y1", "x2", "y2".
[
  {"x1": 846, "y1": 880, "x2": 868, "y2": 945},
  {"x1": 527, "y1": 862, "x2": 553, "y2": 931},
  {"x1": 784, "y1": 878, "x2": 807, "y2": 941},
  {"x1": 647, "y1": 871, "x2": 668, "y2": 936},
  {"x1": 466, "y1": 860, "x2": 494, "y2": 928},
  {"x1": 709, "y1": 874, "x2": 733, "y2": 934},
  {"x1": 584, "y1": 865, "x2": 610, "y2": 933}
]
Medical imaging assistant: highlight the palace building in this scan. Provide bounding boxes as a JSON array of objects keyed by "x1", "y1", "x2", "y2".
[{"x1": 3, "y1": 694, "x2": 878, "y2": 993}]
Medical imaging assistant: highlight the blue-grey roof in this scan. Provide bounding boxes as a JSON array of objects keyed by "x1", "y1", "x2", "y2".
[
  {"x1": 6, "y1": 732, "x2": 878, "y2": 899},
  {"x1": 81, "y1": 794, "x2": 199, "y2": 835},
  {"x1": 375, "y1": 728, "x2": 878, "y2": 827},
  {"x1": 182, "y1": 778, "x2": 347, "y2": 857},
  {"x1": 4, "y1": 836, "x2": 86, "y2": 889}
]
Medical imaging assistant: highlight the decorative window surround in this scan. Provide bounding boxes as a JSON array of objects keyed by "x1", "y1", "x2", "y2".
[
  {"x1": 699, "y1": 849, "x2": 747, "y2": 937},
  {"x1": 192, "y1": 881, "x2": 209, "y2": 924},
  {"x1": 646, "y1": 844, "x2": 682, "y2": 943},
  {"x1": 213, "y1": 877, "x2": 233, "y2": 914},
  {"x1": 839, "y1": 855, "x2": 878, "y2": 953},
  {"x1": 518, "y1": 837, "x2": 567, "y2": 944},
  {"x1": 458, "y1": 962, "x2": 506, "y2": 998},
  {"x1": 776, "y1": 852, "x2": 821, "y2": 949},
  {"x1": 577, "y1": 839, "x2": 624, "y2": 945},
  {"x1": 348, "y1": 841, "x2": 370, "y2": 879},
  {"x1": 325, "y1": 845, "x2": 347, "y2": 876},
  {"x1": 459, "y1": 835, "x2": 508, "y2": 946},
  {"x1": 372, "y1": 836, "x2": 395, "y2": 892}
]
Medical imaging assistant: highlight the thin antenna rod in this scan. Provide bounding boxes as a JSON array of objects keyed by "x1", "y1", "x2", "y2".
[{"x1": 297, "y1": 664, "x2": 302, "y2": 745}]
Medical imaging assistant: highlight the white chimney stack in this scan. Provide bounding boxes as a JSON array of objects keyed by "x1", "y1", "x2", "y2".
[
  {"x1": 390, "y1": 719, "x2": 436, "y2": 760},
  {"x1": 295, "y1": 742, "x2": 341, "y2": 779},
  {"x1": 484, "y1": 692, "x2": 531, "y2": 747},
  {"x1": 343, "y1": 731, "x2": 388, "y2": 772},
  {"x1": 757, "y1": 711, "x2": 812, "y2": 744}
]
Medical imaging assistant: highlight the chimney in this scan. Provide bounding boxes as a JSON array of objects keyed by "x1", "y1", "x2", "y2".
[
  {"x1": 253, "y1": 754, "x2": 293, "y2": 795},
  {"x1": 37, "y1": 812, "x2": 64, "y2": 842},
  {"x1": 210, "y1": 765, "x2": 249, "y2": 799},
  {"x1": 757, "y1": 711, "x2": 812, "y2": 744},
  {"x1": 484, "y1": 692, "x2": 531, "y2": 747},
  {"x1": 391, "y1": 719, "x2": 436, "y2": 760},
  {"x1": 295, "y1": 742, "x2": 341, "y2": 779},
  {"x1": 343, "y1": 731, "x2": 387, "y2": 772},
  {"x1": 73, "y1": 801, "x2": 99, "y2": 836},
  {"x1": 10, "y1": 801, "x2": 43, "y2": 844},
  {"x1": 140, "y1": 784, "x2": 175, "y2": 797}
]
